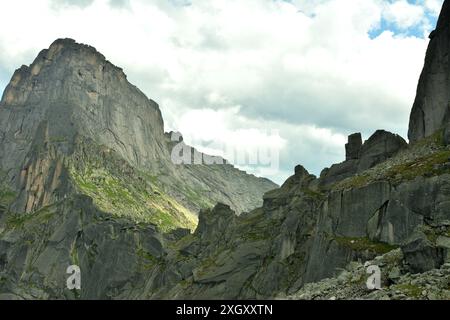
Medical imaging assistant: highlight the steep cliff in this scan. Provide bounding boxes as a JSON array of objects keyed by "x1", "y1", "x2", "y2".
[
  {"x1": 1, "y1": 127, "x2": 448, "y2": 299},
  {"x1": 408, "y1": 0, "x2": 450, "y2": 142}
]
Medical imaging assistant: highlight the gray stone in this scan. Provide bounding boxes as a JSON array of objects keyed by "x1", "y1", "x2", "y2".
[
  {"x1": 402, "y1": 233, "x2": 446, "y2": 273},
  {"x1": 345, "y1": 133, "x2": 362, "y2": 160},
  {"x1": 408, "y1": 1, "x2": 450, "y2": 142},
  {"x1": 443, "y1": 122, "x2": 450, "y2": 146},
  {"x1": 319, "y1": 160, "x2": 358, "y2": 186},
  {"x1": 388, "y1": 267, "x2": 401, "y2": 282},
  {"x1": 357, "y1": 130, "x2": 407, "y2": 172}
]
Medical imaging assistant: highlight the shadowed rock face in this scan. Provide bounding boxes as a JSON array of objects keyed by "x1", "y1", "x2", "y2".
[{"x1": 408, "y1": 0, "x2": 450, "y2": 142}]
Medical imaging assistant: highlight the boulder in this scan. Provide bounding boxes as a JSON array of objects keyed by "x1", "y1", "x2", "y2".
[
  {"x1": 402, "y1": 232, "x2": 446, "y2": 273},
  {"x1": 358, "y1": 130, "x2": 407, "y2": 172}
]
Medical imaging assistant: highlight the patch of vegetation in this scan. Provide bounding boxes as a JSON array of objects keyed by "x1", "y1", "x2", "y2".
[
  {"x1": 69, "y1": 289, "x2": 81, "y2": 300},
  {"x1": 170, "y1": 233, "x2": 195, "y2": 252},
  {"x1": 411, "y1": 129, "x2": 445, "y2": 149},
  {"x1": 5, "y1": 206, "x2": 55, "y2": 229},
  {"x1": 239, "y1": 209, "x2": 278, "y2": 242},
  {"x1": 136, "y1": 247, "x2": 160, "y2": 270},
  {"x1": 178, "y1": 279, "x2": 193, "y2": 288},
  {"x1": 69, "y1": 163, "x2": 198, "y2": 233},
  {"x1": 351, "y1": 272, "x2": 370, "y2": 286},
  {"x1": 146, "y1": 174, "x2": 160, "y2": 186},
  {"x1": 302, "y1": 188, "x2": 326, "y2": 200},
  {"x1": 49, "y1": 136, "x2": 68, "y2": 143},
  {"x1": 239, "y1": 208, "x2": 264, "y2": 225},
  {"x1": 424, "y1": 228, "x2": 439, "y2": 243},
  {"x1": 0, "y1": 189, "x2": 16, "y2": 207},
  {"x1": 66, "y1": 137, "x2": 200, "y2": 233},
  {"x1": 180, "y1": 186, "x2": 215, "y2": 210},
  {"x1": 334, "y1": 175, "x2": 371, "y2": 191},
  {"x1": 394, "y1": 283, "x2": 423, "y2": 299},
  {"x1": 242, "y1": 229, "x2": 271, "y2": 242},
  {"x1": 422, "y1": 225, "x2": 450, "y2": 243},
  {"x1": 332, "y1": 130, "x2": 450, "y2": 191},
  {"x1": 146, "y1": 170, "x2": 213, "y2": 211},
  {"x1": 70, "y1": 241, "x2": 79, "y2": 266},
  {"x1": 385, "y1": 149, "x2": 450, "y2": 184},
  {"x1": 152, "y1": 209, "x2": 181, "y2": 234},
  {"x1": 335, "y1": 237, "x2": 398, "y2": 255},
  {"x1": 6, "y1": 214, "x2": 32, "y2": 228},
  {"x1": 196, "y1": 255, "x2": 220, "y2": 277}
]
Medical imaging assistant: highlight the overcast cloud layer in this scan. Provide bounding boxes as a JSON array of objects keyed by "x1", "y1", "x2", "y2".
[{"x1": 0, "y1": 0, "x2": 443, "y2": 184}]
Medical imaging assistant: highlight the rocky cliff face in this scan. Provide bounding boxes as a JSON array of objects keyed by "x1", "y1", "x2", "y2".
[
  {"x1": 1, "y1": 127, "x2": 448, "y2": 299},
  {"x1": 408, "y1": 0, "x2": 450, "y2": 142},
  {"x1": 0, "y1": 39, "x2": 278, "y2": 299}
]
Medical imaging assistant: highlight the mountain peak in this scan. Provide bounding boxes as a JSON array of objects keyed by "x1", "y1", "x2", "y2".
[
  {"x1": 44, "y1": 38, "x2": 109, "y2": 67},
  {"x1": 1, "y1": 38, "x2": 128, "y2": 107},
  {"x1": 47, "y1": 38, "x2": 104, "y2": 59}
]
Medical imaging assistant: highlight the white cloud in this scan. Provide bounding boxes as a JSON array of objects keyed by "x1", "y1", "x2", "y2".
[
  {"x1": 425, "y1": 0, "x2": 444, "y2": 16},
  {"x1": 173, "y1": 106, "x2": 346, "y2": 184},
  {"x1": 0, "y1": 0, "x2": 443, "y2": 184}
]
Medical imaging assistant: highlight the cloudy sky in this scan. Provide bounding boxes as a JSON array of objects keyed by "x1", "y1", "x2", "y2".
[{"x1": 0, "y1": 0, "x2": 444, "y2": 184}]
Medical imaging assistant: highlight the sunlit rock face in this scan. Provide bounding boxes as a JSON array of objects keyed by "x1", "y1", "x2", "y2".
[{"x1": 0, "y1": 38, "x2": 167, "y2": 179}]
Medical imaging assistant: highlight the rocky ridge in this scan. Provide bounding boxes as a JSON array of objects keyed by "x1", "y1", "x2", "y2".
[
  {"x1": 285, "y1": 249, "x2": 450, "y2": 300},
  {"x1": 0, "y1": 38, "x2": 277, "y2": 232}
]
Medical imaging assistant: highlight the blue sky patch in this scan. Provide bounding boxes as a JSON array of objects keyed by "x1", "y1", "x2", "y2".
[{"x1": 369, "y1": 0, "x2": 441, "y2": 39}]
